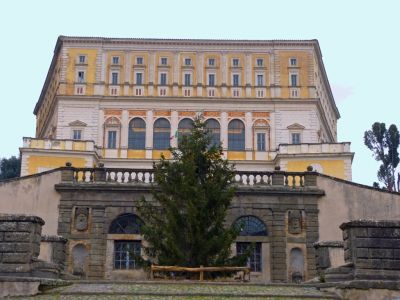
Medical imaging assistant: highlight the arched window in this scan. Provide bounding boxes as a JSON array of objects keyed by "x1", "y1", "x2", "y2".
[
  {"x1": 234, "y1": 215, "x2": 267, "y2": 272},
  {"x1": 128, "y1": 118, "x2": 146, "y2": 149},
  {"x1": 153, "y1": 118, "x2": 171, "y2": 150},
  {"x1": 109, "y1": 213, "x2": 143, "y2": 234},
  {"x1": 205, "y1": 119, "x2": 220, "y2": 146},
  {"x1": 109, "y1": 214, "x2": 143, "y2": 270},
  {"x1": 104, "y1": 117, "x2": 121, "y2": 149},
  {"x1": 178, "y1": 118, "x2": 194, "y2": 143},
  {"x1": 234, "y1": 215, "x2": 267, "y2": 236},
  {"x1": 228, "y1": 119, "x2": 245, "y2": 151}
]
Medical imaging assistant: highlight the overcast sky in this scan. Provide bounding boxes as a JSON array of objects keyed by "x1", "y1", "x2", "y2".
[{"x1": 1, "y1": 0, "x2": 399, "y2": 186}]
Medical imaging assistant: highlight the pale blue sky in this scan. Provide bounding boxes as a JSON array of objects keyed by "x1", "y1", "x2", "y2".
[{"x1": 0, "y1": 0, "x2": 399, "y2": 186}]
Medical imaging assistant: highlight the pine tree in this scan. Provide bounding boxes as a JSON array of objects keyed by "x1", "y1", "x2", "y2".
[
  {"x1": 364, "y1": 122, "x2": 400, "y2": 191},
  {"x1": 138, "y1": 117, "x2": 243, "y2": 267},
  {"x1": 0, "y1": 156, "x2": 21, "y2": 180}
]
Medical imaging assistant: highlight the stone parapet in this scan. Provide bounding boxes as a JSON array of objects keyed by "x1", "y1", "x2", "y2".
[
  {"x1": 322, "y1": 220, "x2": 400, "y2": 282},
  {"x1": 0, "y1": 214, "x2": 44, "y2": 276},
  {"x1": 0, "y1": 214, "x2": 61, "y2": 280},
  {"x1": 313, "y1": 241, "x2": 344, "y2": 273}
]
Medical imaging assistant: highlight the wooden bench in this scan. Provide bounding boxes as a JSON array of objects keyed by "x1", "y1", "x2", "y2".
[{"x1": 150, "y1": 265, "x2": 251, "y2": 281}]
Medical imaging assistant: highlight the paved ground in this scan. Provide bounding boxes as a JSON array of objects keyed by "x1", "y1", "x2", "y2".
[{"x1": 10, "y1": 282, "x2": 340, "y2": 299}]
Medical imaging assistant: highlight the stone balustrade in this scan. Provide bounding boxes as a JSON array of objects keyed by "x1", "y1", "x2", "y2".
[
  {"x1": 22, "y1": 137, "x2": 95, "y2": 152},
  {"x1": 61, "y1": 164, "x2": 318, "y2": 187}
]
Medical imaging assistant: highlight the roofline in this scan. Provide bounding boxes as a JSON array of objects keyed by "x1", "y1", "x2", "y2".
[
  {"x1": 311, "y1": 40, "x2": 340, "y2": 119},
  {"x1": 33, "y1": 36, "x2": 63, "y2": 115},
  {"x1": 33, "y1": 36, "x2": 339, "y2": 118}
]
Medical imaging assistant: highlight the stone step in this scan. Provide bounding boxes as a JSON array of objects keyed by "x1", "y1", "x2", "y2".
[{"x1": 32, "y1": 282, "x2": 341, "y2": 299}]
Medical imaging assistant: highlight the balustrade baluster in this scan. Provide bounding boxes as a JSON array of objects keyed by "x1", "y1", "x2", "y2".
[
  {"x1": 300, "y1": 175, "x2": 304, "y2": 187},
  {"x1": 134, "y1": 172, "x2": 139, "y2": 183},
  {"x1": 121, "y1": 172, "x2": 125, "y2": 183},
  {"x1": 89, "y1": 171, "x2": 93, "y2": 182},
  {"x1": 284, "y1": 175, "x2": 289, "y2": 186},
  {"x1": 82, "y1": 171, "x2": 86, "y2": 182}
]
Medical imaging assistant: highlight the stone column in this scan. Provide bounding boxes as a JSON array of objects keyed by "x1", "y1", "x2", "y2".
[
  {"x1": 148, "y1": 51, "x2": 155, "y2": 96},
  {"x1": 221, "y1": 53, "x2": 227, "y2": 97},
  {"x1": 146, "y1": 110, "x2": 153, "y2": 159},
  {"x1": 123, "y1": 51, "x2": 131, "y2": 96},
  {"x1": 170, "y1": 111, "x2": 179, "y2": 148},
  {"x1": 271, "y1": 209, "x2": 287, "y2": 282},
  {"x1": 120, "y1": 110, "x2": 129, "y2": 158},
  {"x1": 197, "y1": 53, "x2": 204, "y2": 97},
  {"x1": 245, "y1": 112, "x2": 253, "y2": 160},
  {"x1": 97, "y1": 109, "x2": 104, "y2": 147},
  {"x1": 220, "y1": 112, "x2": 228, "y2": 154}
]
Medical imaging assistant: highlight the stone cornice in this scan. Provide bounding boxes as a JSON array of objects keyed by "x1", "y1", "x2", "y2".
[{"x1": 58, "y1": 35, "x2": 319, "y2": 48}]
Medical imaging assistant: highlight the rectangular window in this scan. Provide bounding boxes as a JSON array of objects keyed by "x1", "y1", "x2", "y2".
[
  {"x1": 160, "y1": 73, "x2": 167, "y2": 85},
  {"x1": 257, "y1": 74, "x2": 263, "y2": 86},
  {"x1": 72, "y1": 130, "x2": 82, "y2": 140},
  {"x1": 233, "y1": 74, "x2": 239, "y2": 86},
  {"x1": 107, "y1": 131, "x2": 117, "y2": 149},
  {"x1": 257, "y1": 133, "x2": 266, "y2": 151},
  {"x1": 77, "y1": 71, "x2": 85, "y2": 83},
  {"x1": 208, "y1": 74, "x2": 215, "y2": 86},
  {"x1": 292, "y1": 133, "x2": 301, "y2": 144},
  {"x1": 290, "y1": 58, "x2": 297, "y2": 66},
  {"x1": 136, "y1": 73, "x2": 143, "y2": 85},
  {"x1": 256, "y1": 58, "x2": 263, "y2": 66},
  {"x1": 208, "y1": 58, "x2": 215, "y2": 66},
  {"x1": 114, "y1": 241, "x2": 141, "y2": 270},
  {"x1": 290, "y1": 74, "x2": 298, "y2": 86},
  {"x1": 237, "y1": 242, "x2": 262, "y2": 272},
  {"x1": 185, "y1": 58, "x2": 191, "y2": 65},
  {"x1": 136, "y1": 57, "x2": 143, "y2": 65},
  {"x1": 161, "y1": 57, "x2": 168, "y2": 65},
  {"x1": 112, "y1": 56, "x2": 119, "y2": 64},
  {"x1": 111, "y1": 72, "x2": 119, "y2": 85},
  {"x1": 184, "y1": 73, "x2": 191, "y2": 86},
  {"x1": 232, "y1": 58, "x2": 239, "y2": 66},
  {"x1": 79, "y1": 55, "x2": 86, "y2": 64}
]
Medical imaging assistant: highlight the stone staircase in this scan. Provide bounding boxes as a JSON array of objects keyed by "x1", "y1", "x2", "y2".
[{"x1": 10, "y1": 281, "x2": 341, "y2": 299}]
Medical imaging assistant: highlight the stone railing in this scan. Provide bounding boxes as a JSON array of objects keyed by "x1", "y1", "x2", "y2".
[
  {"x1": 22, "y1": 137, "x2": 95, "y2": 152},
  {"x1": 61, "y1": 164, "x2": 317, "y2": 187},
  {"x1": 278, "y1": 142, "x2": 351, "y2": 155}
]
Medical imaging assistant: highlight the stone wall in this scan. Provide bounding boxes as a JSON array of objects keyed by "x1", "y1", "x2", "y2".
[
  {"x1": 317, "y1": 175, "x2": 400, "y2": 242},
  {"x1": 341, "y1": 220, "x2": 400, "y2": 280},
  {"x1": 39, "y1": 235, "x2": 67, "y2": 271},
  {"x1": 0, "y1": 215, "x2": 43, "y2": 276},
  {"x1": 0, "y1": 170, "x2": 62, "y2": 235},
  {"x1": 314, "y1": 241, "x2": 344, "y2": 274},
  {"x1": 55, "y1": 169, "x2": 323, "y2": 282}
]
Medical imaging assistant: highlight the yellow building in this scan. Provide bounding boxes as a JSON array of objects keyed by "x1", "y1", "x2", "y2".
[{"x1": 21, "y1": 36, "x2": 353, "y2": 179}]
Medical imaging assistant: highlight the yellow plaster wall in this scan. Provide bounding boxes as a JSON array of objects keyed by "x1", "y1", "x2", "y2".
[
  {"x1": 66, "y1": 48, "x2": 98, "y2": 95},
  {"x1": 227, "y1": 151, "x2": 246, "y2": 160},
  {"x1": 127, "y1": 150, "x2": 146, "y2": 159},
  {"x1": 27, "y1": 156, "x2": 87, "y2": 175},
  {"x1": 286, "y1": 160, "x2": 345, "y2": 179},
  {"x1": 152, "y1": 150, "x2": 171, "y2": 159},
  {"x1": 278, "y1": 51, "x2": 310, "y2": 99}
]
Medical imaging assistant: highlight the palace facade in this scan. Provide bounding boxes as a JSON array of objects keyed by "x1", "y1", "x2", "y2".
[{"x1": 21, "y1": 36, "x2": 353, "y2": 179}]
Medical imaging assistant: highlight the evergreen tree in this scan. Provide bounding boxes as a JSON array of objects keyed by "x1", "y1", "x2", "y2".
[
  {"x1": 138, "y1": 117, "x2": 243, "y2": 267},
  {"x1": 364, "y1": 122, "x2": 400, "y2": 191},
  {"x1": 0, "y1": 156, "x2": 21, "y2": 180}
]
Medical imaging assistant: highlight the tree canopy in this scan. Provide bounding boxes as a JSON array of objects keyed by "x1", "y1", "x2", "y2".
[
  {"x1": 0, "y1": 156, "x2": 21, "y2": 180},
  {"x1": 364, "y1": 122, "x2": 400, "y2": 191},
  {"x1": 138, "y1": 117, "x2": 244, "y2": 268}
]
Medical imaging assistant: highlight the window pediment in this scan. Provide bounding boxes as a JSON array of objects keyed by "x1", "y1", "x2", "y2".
[
  {"x1": 287, "y1": 123, "x2": 305, "y2": 130},
  {"x1": 69, "y1": 120, "x2": 87, "y2": 127}
]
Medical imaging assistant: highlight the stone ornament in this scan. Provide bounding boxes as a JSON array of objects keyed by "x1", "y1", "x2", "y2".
[
  {"x1": 74, "y1": 207, "x2": 89, "y2": 231},
  {"x1": 288, "y1": 210, "x2": 303, "y2": 234}
]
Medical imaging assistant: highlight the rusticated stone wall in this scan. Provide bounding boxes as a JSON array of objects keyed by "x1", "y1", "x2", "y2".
[
  {"x1": 0, "y1": 215, "x2": 43, "y2": 276},
  {"x1": 340, "y1": 220, "x2": 400, "y2": 280}
]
